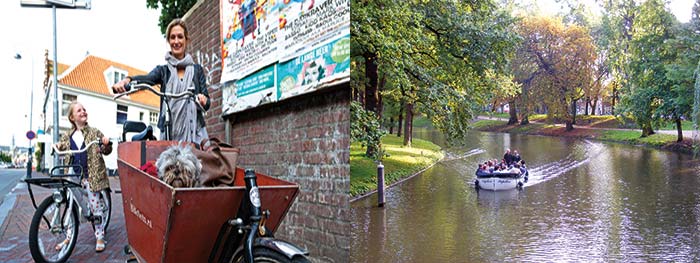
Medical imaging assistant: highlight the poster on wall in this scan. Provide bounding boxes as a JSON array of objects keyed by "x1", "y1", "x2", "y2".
[
  {"x1": 278, "y1": 0, "x2": 350, "y2": 63},
  {"x1": 277, "y1": 35, "x2": 349, "y2": 100},
  {"x1": 220, "y1": 0, "x2": 280, "y2": 82},
  {"x1": 219, "y1": 0, "x2": 350, "y2": 115},
  {"x1": 222, "y1": 65, "x2": 277, "y2": 115}
]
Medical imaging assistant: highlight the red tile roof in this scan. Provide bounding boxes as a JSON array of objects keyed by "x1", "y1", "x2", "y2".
[{"x1": 58, "y1": 55, "x2": 160, "y2": 108}]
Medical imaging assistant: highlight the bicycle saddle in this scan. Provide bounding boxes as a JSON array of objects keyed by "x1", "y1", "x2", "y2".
[
  {"x1": 123, "y1": 121, "x2": 157, "y2": 142},
  {"x1": 132, "y1": 125, "x2": 156, "y2": 141}
]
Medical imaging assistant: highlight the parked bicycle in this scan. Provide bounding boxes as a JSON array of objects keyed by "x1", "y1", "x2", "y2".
[{"x1": 24, "y1": 139, "x2": 113, "y2": 263}]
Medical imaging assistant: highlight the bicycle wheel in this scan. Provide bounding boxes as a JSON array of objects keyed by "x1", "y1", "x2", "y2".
[
  {"x1": 91, "y1": 189, "x2": 112, "y2": 235},
  {"x1": 28, "y1": 196, "x2": 79, "y2": 263},
  {"x1": 231, "y1": 247, "x2": 311, "y2": 263}
]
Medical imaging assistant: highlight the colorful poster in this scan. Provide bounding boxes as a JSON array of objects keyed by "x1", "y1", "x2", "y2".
[
  {"x1": 222, "y1": 65, "x2": 277, "y2": 115},
  {"x1": 219, "y1": 0, "x2": 349, "y2": 115},
  {"x1": 220, "y1": 0, "x2": 281, "y2": 82},
  {"x1": 277, "y1": 35, "x2": 349, "y2": 100},
  {"x1": 278, "y1": 0, "x2": 350, "y2": 62}
]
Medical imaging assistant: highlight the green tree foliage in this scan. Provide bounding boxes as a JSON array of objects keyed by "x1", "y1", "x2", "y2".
[
  {"x1": 0, "y1": 152, "x2": 11, "y2": 163},
  {"x1": 350, "y1": 101, "x2": 387, "y2": 161},
  {"x1": 352, "y1": 0, "x2": 519, "y2": 145},
  {"x1": 146, "y1": 0, "x2": 198, "y2": 35},
  {"x1": 600, "y1": 0, "x2": 638, "y2": 114},
  {"x1": 622, "y1": 0, "x2": 677, "y2": 137},
  {"x1": 663, "y1": 0, "x2": 700, "y2": 142}
]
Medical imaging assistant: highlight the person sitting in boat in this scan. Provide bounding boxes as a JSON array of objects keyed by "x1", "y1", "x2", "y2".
[
  {"x1": 503, "y1": 149, "x2": 513, "y2": 164},
  {"x1": 495, "y1": 164, "x2": 511, "y2": 174},
  {"x1": 476, "y1": 164, "x2": 491, "y2": 176},
  {"x1": 519, "y1": 160, "x2": 527, "y2": 174},
  {"x1": 512, "y1": 150, "x2": 522, "y2": 164},
  {"x1": 510, "y1": 164, "x2": 522, "y2": 175}
]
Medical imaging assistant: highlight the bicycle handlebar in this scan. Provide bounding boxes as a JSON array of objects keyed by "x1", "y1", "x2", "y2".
[
  {"x1": 52, "y1": 139, "x2": 112, "y2": 155},
  {"x1": 114, "y1": 82, "x2": 206, "y2": 113},
  {"x1": 114, "y1": 83, "x2": 194, "y2": 100}
]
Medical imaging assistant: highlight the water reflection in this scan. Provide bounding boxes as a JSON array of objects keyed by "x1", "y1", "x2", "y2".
[{"x1": 351, "y1": 130, "x2": 700, "y2": 262}]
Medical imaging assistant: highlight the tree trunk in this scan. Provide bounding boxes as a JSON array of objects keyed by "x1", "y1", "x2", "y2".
[
  {"x1": 364, "y1": 52, "x2": 379, "y2": 157},
  {"x1": 571, "y1": 99, "x2": 577, "y2": 125},
  {"x1": 364, "y1": 53, "x2": 379, "y2": 113},
  {"x1": 641, "y1": 122, "x2": 655, "y2": 137},
  {"x1": 611, "y1": 87, "x2": 617, "y2": 115},
  {"x1": 565, "y1": 120, "x2": 574, "y2": 131},
  {"x1": 584, "y1": 97, "x2": 590, "y2": 115},
  {"x1": 377, "y1": 74, "x2": 386, "y2": 119},
  {"x1": 591, "y1": 98, "x2": 598, "y2": 116},
  {"x1": 508, "y1": 100, "x2": 518, "y2": 125},
  {"x1": 397, "y1": 105, "x2": 403, "y2": 137},
  {"x1": 389, "y1": 117, "x2": 394, "y2": 134},
  {"x1": 676, "y1": 117, "x2": 683, "y2": 142},
  {"x1": 403, "y1": 102, "x2": 413, "y2": 147},
  {"x1": 520, "y1": 114, "x2": 529, "y2": 125}
]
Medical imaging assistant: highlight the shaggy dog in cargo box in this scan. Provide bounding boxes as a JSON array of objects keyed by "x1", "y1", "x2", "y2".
[{"x1": 155, "y1": 144, "x2": 202, "y2": 188}]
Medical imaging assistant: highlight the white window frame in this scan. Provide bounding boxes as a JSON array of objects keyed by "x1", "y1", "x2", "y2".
[
  {"x1": 149, "y1": 112, "x2": 158, "y2": 125},
  {"x1": 103, "y1": 66, "x2": 128, "y2": 92},
  {"x1": 61, "y1": 93, "x2": 77, "y2": 119},
  {"x1": 116, "y1": 104, "x2": 128, "y2": 124}
]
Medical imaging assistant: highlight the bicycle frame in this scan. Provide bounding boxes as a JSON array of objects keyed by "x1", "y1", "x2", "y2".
[{"x1": 209, "y1": 169, "x2": 308, "y2": 263}]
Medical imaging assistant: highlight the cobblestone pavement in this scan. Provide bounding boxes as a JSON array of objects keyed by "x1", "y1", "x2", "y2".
[{"x1": 0, "y1": 173, "x2": 130, "y2": 263}]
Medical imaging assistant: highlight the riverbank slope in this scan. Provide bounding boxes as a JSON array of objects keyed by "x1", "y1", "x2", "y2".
[
  {"x1": 350, "y1": 135, "x2": 443, "y2": 198},
  {"x1": 472, "y1": 116, "x2": 696, "y2": 155}
]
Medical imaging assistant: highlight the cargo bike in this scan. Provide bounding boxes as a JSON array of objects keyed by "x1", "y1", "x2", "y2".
[
  {"x1": 118, "y1": 141, "x2": 309, "y2": 263},
  {"x1": 115, "y1": 82, "x2": 310, "y2": 262}
]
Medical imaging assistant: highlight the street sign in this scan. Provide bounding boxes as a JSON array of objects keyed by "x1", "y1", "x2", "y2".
[{"x1": 26, "y1": 130, "x2": 36, "y2": 140}]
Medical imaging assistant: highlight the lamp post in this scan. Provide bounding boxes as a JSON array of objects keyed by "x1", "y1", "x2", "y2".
[
  {"x1": 20, "y1": 0, "x2": 91, "y2": 169},
  {"x1": 14, "y1": 53, "x2": 35, "y2": 179}
]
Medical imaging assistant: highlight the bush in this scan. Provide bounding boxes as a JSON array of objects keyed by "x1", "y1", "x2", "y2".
[{"x1": 350, "y1": 101, "x2": 387, "y2": 161}]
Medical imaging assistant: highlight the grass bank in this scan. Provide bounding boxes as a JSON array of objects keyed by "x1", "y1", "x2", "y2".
[
  {"x1": 471, "y1": 118, "x2": 695, "y2": 155},
  {"x1": 350, "y1": 135, "x2": 444, "y2": 197},
  {"x1": 481, "y1": 112, "x2": 692, "y2": 130}
]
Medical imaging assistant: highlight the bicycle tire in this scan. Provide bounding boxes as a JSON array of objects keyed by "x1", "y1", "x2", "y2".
[
  {"x1": 28, "y1": 197, "x2": 79, "y2": 263},
  {"x1": 231, "y1": 247, "x2": 311, "y2": 263}
]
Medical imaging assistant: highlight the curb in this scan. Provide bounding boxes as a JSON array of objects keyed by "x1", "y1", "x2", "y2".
[{"x1": 350, "y1": 155, "x2": 445, "y2": 203}]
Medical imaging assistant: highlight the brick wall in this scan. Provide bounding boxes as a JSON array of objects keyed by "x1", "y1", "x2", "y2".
[
  {"x1": 185, "y1": 0, "x2": 226, "y2": 140},
  {"x1": 231, "y1": 87, "x2": 350, "y2": 262},
  {"x1": 184, "y1": 1, "x2": 350, "y2": 262}
]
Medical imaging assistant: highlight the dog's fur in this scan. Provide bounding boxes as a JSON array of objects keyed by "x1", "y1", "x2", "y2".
[{"x1": 155, "y1": 144, "x2": 202, "y2": 188}]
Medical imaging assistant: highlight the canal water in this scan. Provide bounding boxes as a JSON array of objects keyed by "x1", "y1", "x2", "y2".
[{"x1": 350, "y1": 129, "x2": 700, "y2": 262}]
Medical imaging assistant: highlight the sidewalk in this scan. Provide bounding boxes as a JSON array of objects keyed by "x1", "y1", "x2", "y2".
[{"x1": 0, "y1": 172, "x2": 129, "y2": 263}]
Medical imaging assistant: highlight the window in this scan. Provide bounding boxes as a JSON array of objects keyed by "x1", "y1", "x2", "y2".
[
  {"x1": 113, "y1": 71, "x2": 126, "y2": 86},
  {"x1": 61, "y1": 94, "x2": 77, "y2": 117},
  {"x1": 139, "y1": 112, "x2": 144, "y2": 121},
  {"x1": 150, "y1": 112, "x2": 158, "y2": 125},
  {"x1": 117, "y1": 105, "x2": 128, "y2": 124},
  {"x1": 105, "y1": 67, "x2": 128, "y2": 88}
]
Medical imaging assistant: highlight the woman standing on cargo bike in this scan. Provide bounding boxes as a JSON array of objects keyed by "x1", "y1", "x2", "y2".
[{"x1": 112, "y1": 18, "x2": 210, "y2": 143}]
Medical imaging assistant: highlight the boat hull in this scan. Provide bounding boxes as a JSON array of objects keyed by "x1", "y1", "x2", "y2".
[{"x1": 475, "y1": 176, "x2": 523, "y2": 191}]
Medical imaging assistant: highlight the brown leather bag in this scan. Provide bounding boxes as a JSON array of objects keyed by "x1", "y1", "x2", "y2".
[{"x1": 193, "y1": 138, "x2": 240, "y2": 187}]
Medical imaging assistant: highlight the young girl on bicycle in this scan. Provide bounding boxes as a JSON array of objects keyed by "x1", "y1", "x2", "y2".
[{"x1": 53, "y1": 101, "x2": 112, "y2": 252}]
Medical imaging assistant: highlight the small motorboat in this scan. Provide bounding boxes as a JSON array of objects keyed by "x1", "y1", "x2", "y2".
[{"x1": 474, "y1": 168, "x2": 528, "y2": 191}]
